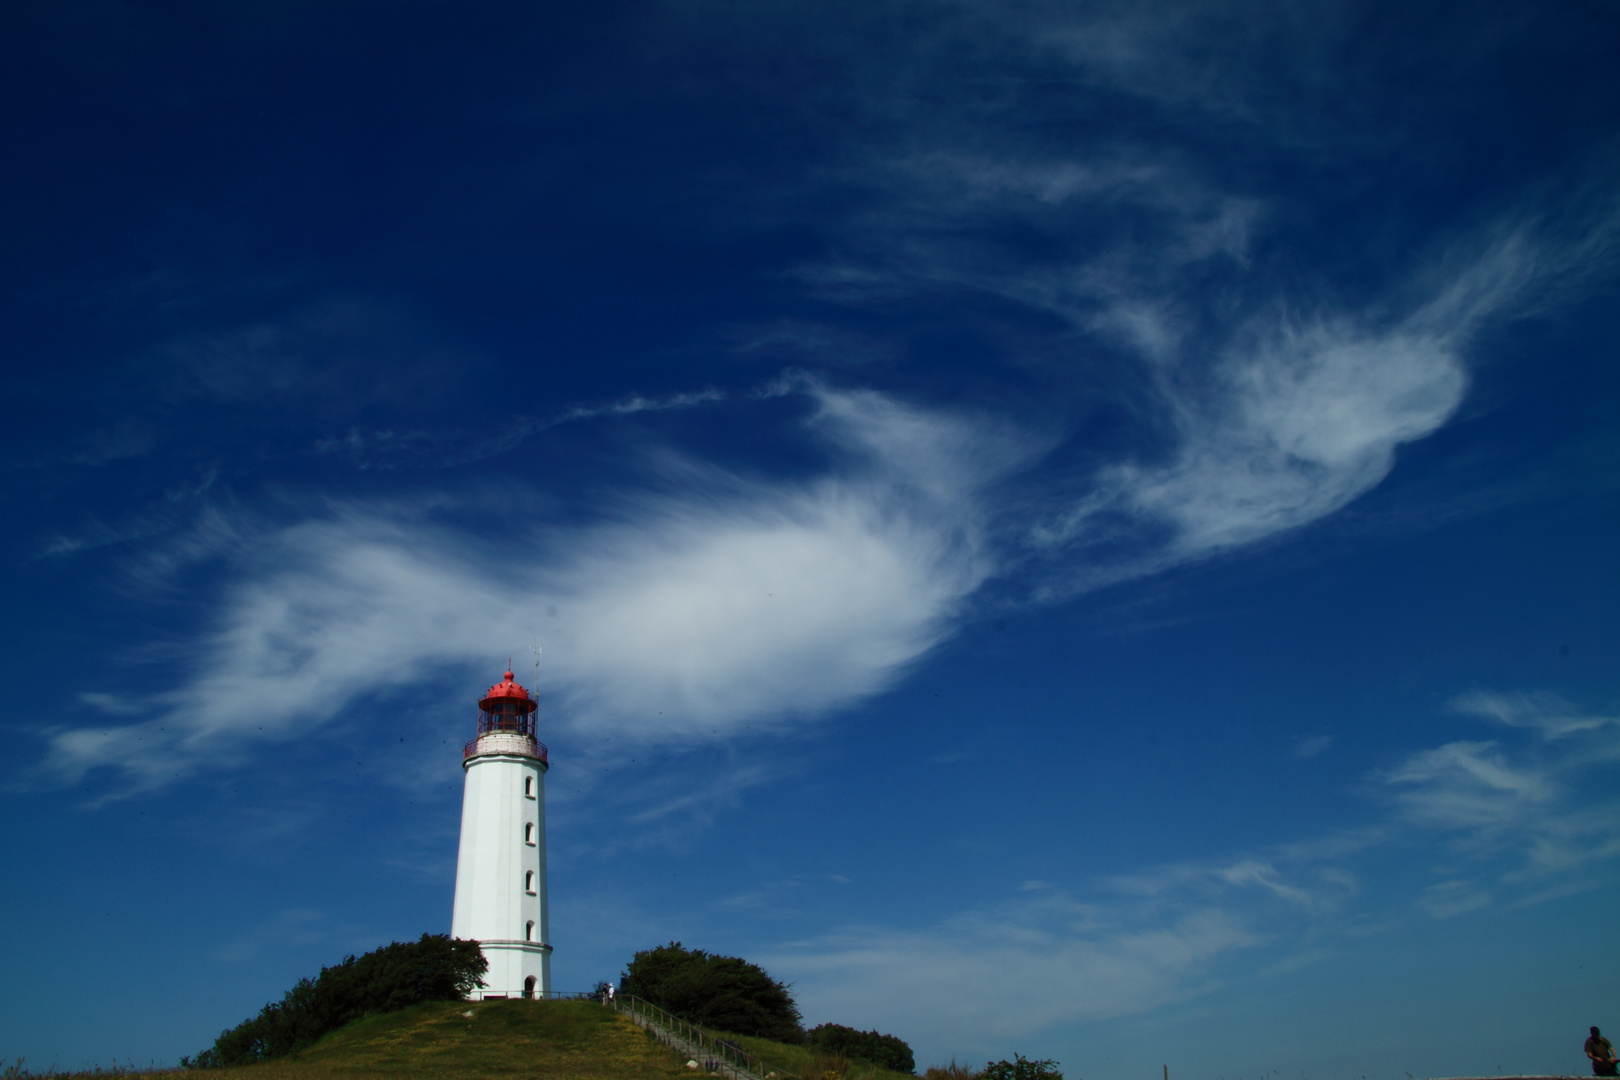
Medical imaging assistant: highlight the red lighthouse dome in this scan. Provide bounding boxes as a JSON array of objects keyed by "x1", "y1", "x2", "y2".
[
  {"x1": 480, "y1": 670, "x2": 537, "y2": 715},
  {"x1": 474, "y1": 668, "x2": 539, "y2": 740},
  {"x1": 466, "y1": 667, "x2": 548, "y2": 765}
]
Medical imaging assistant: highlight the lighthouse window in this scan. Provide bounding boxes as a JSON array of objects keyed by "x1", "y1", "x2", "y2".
[
  {"x1": 526, "y1": 921, "x2": 535, "y2": 942},
  {"x1": 525, "y1": 871, "x2": 536, "y2": 894},
  {"x1": 524, "y1": 777, "x2": 534, "y2": 798},
  {"x1": 524, "y1": 823, "x2": 536, "y2": 845}
]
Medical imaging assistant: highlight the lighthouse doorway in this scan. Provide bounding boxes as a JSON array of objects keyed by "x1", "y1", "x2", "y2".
[{"x1": 524, "y1": 976, "x2": 537, "y2": 999}]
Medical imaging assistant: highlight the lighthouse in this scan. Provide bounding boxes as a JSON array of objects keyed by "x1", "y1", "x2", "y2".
[{"x1": 451, "y1": 668, "x2": 551, "y2": 999}]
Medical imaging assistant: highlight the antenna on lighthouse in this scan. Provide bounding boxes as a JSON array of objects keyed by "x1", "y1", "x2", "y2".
[{"x1": 531, "y1": 643, "x2": 542, "y2": 691}]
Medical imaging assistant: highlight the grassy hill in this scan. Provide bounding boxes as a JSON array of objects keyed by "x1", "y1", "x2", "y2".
[
  {"x1": 27, "y1": 1000, "x2": 926, "y2": 1080},
  {"x1": 175, "y1": 1000, "x2": 699, "y2": 1080}
]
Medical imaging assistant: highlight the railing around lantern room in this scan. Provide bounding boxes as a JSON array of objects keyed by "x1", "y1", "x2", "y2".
[
  {"x1": 464, "y1": 736, "x2": 549, "y2": 763},
  {"x1": 464, "y1": 698, "x2": 548, "y2": 763}
]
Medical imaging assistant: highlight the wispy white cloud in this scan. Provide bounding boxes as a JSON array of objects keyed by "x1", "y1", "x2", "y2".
[
  {"x1": 39, "y1": 384, "x2": 1039, "y2": 793},
  {"x1": 1104, "y1": 853, "x2": 1357, "y2": 916},
  {"x1": 36, "y1": 468, "x2": 221, "y2": 559},
  {"x1": 792, "y1": 108, "x2": 1606, "y2": 603},
  {"x1": 1382, "y1": 740, "x2": 1554, "y2": 832},
  {"x1": 1030, "y1": 2, "x2": 1352, "y2": 134},
  {"x1": 770, "y1": 0, "x2": 1620, "y2": 601},
  {"x1": 763, "y1": 829, "x2": 1385, "y2": 1059},
  {"x1": 1125, "y1": 325, "x2": 1466, "y2": 553},
  {"x1": 1028, "y1": 233, "x2": 1549, "y2": 588},
  {"x1": 1377, "y1": 691, "x2": 1620, "y2": 880},
  {"x1": 766, "y1": 691, "x2": 1620, "y2": 1055},
  {"x1": 797, "y1": 198, "x2": 1573, "y2": 606},
  {"x1": 1449, "y1": 689, "x2": 1619, "y2": 740},
  {"x1": 727, "y1": 320, "x2": 900, "y2": 370},
  {"x1": 315, "y1": 387, "x2": 727, "y2": 471},
  {"x1": 775, "y1": 892, "x2": 1258, "y2": 1057},
  {"x1": 774, "y1": 844, "x2": 1358, "y2": 1049},
  {"x1": 36, "y1": 223, "x2": 1598, "y2": 801},
  {"x1": 76, "y1": 692, "x2": 149, "y2": 717},
  {"x1": 34, "y1": 7, "x2": 1619, "y2": 826},
  {"x1": 590, "y1": 757, "x2": 782, "y2": 855}
]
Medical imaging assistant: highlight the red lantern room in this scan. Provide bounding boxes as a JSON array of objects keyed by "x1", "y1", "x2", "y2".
[{"x1": 478, "y1": 670, "x2": 537, "y2": 738}]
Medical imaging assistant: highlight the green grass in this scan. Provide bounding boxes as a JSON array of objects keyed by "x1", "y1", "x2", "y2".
[
  {"x1": 15, "y1": 1001, "x2": 930, "y2": 1080},
  {"x1": 116, "y1": 1000, "x2": 697, "y2": 1080},
  {"x1": 713, "y1": 1034, "x2": 917, "y2": 1080}
]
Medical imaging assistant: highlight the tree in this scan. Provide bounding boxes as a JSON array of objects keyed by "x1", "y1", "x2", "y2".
[
  {"x1": 620, "y1": 942, "x2": 804, "y2": 1042},
  {"x1": 981, "y1": 1055, "x2": 1062, "y2": 1080},
  {"x1": 184, "y1": 934, "x2": 487, "y2": 1067},
  {"x1": 806, "y1": 1023, "x2": 915, "y2": 1073}
]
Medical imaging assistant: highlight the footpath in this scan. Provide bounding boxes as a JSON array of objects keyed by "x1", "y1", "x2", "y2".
[{"x1": 613, "y1": 996, "x2": 797, "y2": 1080}]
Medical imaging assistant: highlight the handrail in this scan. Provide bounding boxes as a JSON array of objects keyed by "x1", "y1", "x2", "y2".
[
  {"x1": 613, "y1": 994, "x2": 801, "y2": 1080},
  {"x1": 464, "y1": 734, "x2": 549, "y2": 763}
]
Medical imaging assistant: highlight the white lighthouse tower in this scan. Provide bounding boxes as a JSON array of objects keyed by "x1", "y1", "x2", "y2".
[{"x1": 451, "y1": 668, "x2": 551, "y2": 999}]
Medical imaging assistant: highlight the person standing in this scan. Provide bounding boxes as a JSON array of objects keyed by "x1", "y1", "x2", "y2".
[{"x1": 1587, "y1": 1026, "x2": 1618, "y2": 1076}]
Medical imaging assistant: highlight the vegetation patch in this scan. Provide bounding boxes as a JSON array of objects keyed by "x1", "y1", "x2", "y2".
[
  {"x1": 186, "y1": 935, "x2": 487, "y2": 1067},
  {"x1": 804, "y1": 1025, "x2": 914, "y2": 1074},
  {"x1": 12, "y1": 938, "x2": 1053, "y2": 1080},
  {"x1": 19, "y1": 1001, "x2": 695, "y2": 1080},
  {"x1": 716, "y1": 1031, "x2": 918, "y2": 1080},
  {"x1": 620, "y1": 943, "x2": 804, "y2": 1044}
]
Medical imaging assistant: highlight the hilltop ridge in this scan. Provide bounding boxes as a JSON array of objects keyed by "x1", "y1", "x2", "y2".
[
  {"x1": 25, "y1": 999, "x2": 926, "y2": 1080},
  {"x1": 178, "y1": 999, "x2": 696, "y2": 1080}
]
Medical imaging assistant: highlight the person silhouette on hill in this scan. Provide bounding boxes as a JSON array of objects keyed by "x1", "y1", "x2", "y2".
[{"x1": 1587, "y1": 1026, "x2": 1618, "y2": 1076}]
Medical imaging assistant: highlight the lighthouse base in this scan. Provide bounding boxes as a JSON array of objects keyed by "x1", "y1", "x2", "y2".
[{"x1": 467, "y1": 940, "x2": 552, "y2": 1000}]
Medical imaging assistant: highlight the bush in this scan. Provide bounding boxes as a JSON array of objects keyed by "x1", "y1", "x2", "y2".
[
  {"x1": 981, "y1": 1055, "x2": 1062, "y2": 1080},
  {"x1": 804, "y1": 1050, "x2": 857, "y2": 1080},
  {"x1": 921, "y1": 1060, "x2": 981, "y2": 1080},
  {"x1": 184, "y1": 934, "x2": 487, "y2": 1067},
  {"x1": 620, "y1": 942, "x2": 803, "y2": 1043},
  {"x1": 806, "y1": 1023, "x2": 915, "y2": 1073}
]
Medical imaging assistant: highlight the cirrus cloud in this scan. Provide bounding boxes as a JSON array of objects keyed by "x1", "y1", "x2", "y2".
[{"x1": 42, "y1": 384, "x2": 1036, "y2": 791}]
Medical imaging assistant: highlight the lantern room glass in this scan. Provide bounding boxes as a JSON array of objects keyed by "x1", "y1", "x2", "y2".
[{"x1": 478, "y1": 697, "x2": 536, "y2": 737}]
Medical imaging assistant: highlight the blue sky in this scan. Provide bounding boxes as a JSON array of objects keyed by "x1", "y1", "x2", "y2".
[{"x1": 2, "y1": 2, "x2": 1618, "y2": 1076}]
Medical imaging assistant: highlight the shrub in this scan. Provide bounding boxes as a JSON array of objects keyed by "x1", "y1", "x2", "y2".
[
  {"x1": 981, "y1": 1055, "x2": 1062, "y2": 1080},
  {"x1": 620, "y1": 942, "x2": 803, "y2": 1043},
  {"x1": 805, "y1": 1051, "x2": 857, "y2": 1080},
  {"x1": 921, "y1": 1060, "x2": 981, "y2": 1080},
  {"x1": 806, "y1": 1023, "x2": 915, "y2": 1073},
  {"x1": 184, "y1": 934, "x2": 487, "y2": 1067}
]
